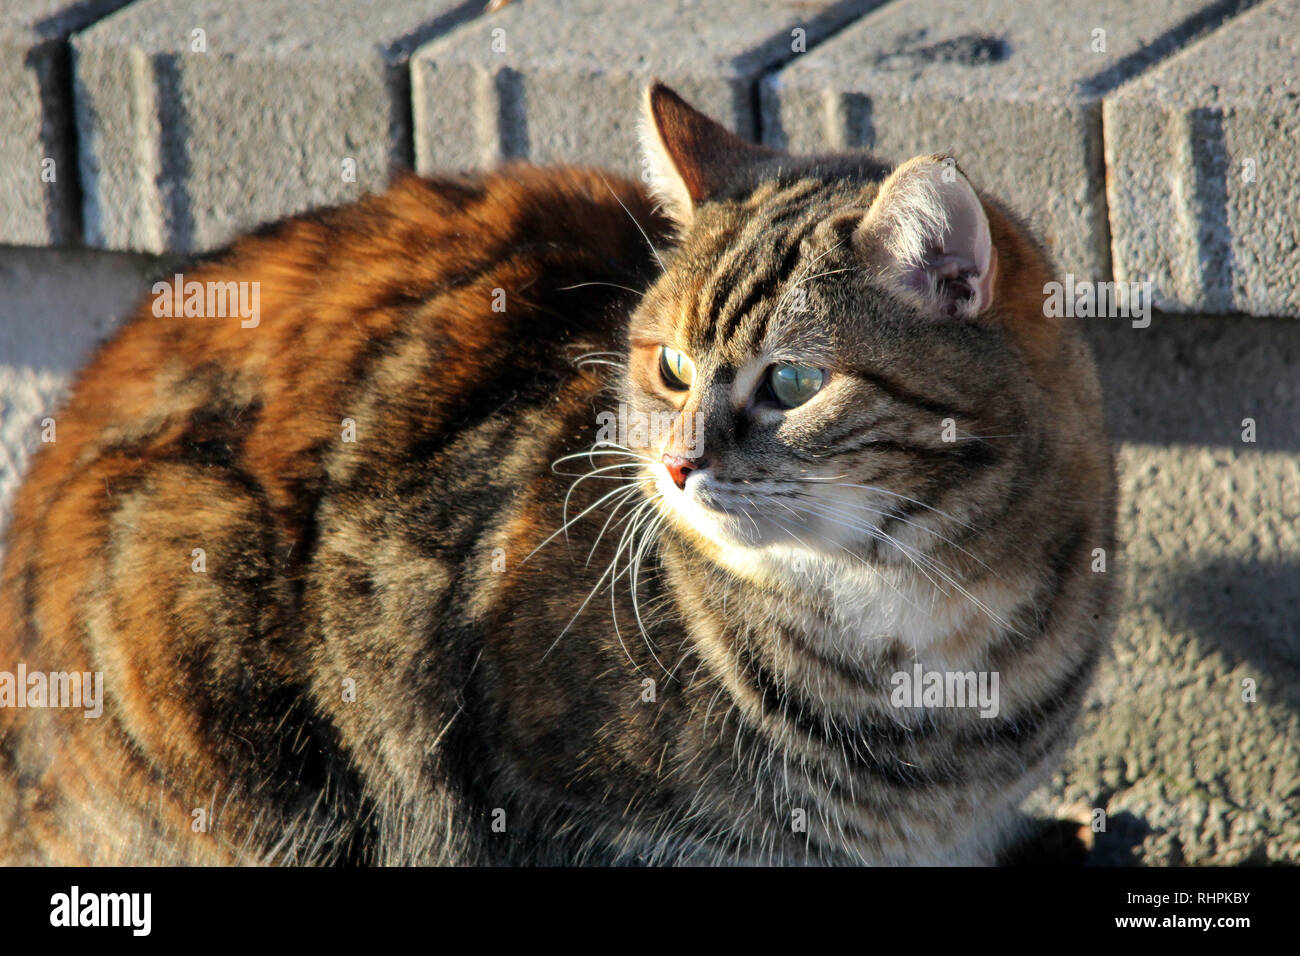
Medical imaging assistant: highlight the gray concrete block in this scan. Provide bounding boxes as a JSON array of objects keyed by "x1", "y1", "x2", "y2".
[
  {"x1": 411, "y1": 0, "x2": 884, "y2": 177},
  {"x1": 1104, "y1": 0, "x2": 1300, "y2": 318},
  {"x1": 1032, "y1": 442, "x2": 1300, "y2": 864},
  {"x1": 1027, "y1": 311, "x2": 1300, "y2": 864},
  {"x1": 72, "y1": 0, "x2": 481, "y2": 254},
  {"x1": 0, "y1": 1, "x2": 131, "y2": 246},
  {"x1": 761, "y1": 0, "x2": 1258, "y2": 281}
]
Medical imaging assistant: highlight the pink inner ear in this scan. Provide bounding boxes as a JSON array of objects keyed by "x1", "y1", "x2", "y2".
[
  {"x1": 858, "y1": 158, "x2": 997, "y2": 318},
  {"x1": 910, "y1": 251, "x2": 995, "y2": 317}
]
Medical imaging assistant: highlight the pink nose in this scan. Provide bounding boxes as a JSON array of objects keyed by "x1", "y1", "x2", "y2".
[{"x1": 662, "y1": 454, "x2": 701, "y2": 490}]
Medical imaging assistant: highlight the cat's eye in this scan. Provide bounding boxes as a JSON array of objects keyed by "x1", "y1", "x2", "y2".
[
  {"x1": 765, "y1": 363, "x2": 825, "y2": 409},
  {"x1": 658, "y1": 346, "x2": 695, "y2": 390}
]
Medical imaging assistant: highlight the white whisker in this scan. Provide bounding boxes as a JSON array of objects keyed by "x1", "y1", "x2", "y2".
[
  {"x1": 559, "y1": 282, "x2": 645, "y2": 298},
  {"x1": 599, "y1": 174, "x2": 665, "y2": 272},
  {"x1": 787, "y1": 476, "x2": 979, "y2": 533},
  {"x1": 786, "y1": 498, "x2": 1017, "y2": 634}
]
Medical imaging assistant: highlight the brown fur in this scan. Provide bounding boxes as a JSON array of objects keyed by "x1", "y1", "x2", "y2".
[{"x1": 0, "y1": 89, "x2": 1116, "y2": 865}]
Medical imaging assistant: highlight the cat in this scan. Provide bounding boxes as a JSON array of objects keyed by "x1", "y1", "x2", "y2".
[{"x1": 0, "y1": 83, "x2": 1117, "y2": 866}]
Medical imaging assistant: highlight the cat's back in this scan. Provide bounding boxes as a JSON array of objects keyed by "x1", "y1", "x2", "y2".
[{"x1": 0, "y1": 166, "x2": 664, "y2": 864}]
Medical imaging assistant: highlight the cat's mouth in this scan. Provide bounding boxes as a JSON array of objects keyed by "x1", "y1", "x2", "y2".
[
  {"x1": 653, "y1": 465, "x2": 906, "y2": 562},
  {"x1": 685, "y1": 480, "x2": 746, "y2": 517},
  {"x1": 654, "y1": 467, "x2": 791, "y2": 549}
]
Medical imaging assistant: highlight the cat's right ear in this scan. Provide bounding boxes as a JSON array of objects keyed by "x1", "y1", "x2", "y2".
[
  {"x1": 853, "y1": 154, "x2": 998, "y2": 319},
  {"x1": 639, "y1": 82, "x2": 775, "y2": 231}
]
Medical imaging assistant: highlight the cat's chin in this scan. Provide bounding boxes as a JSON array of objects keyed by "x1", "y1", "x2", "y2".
[
  {"x1": 668, "y1": 499, "x2": 772, "y2": 550},
  {"x1": 652, "y1": 473, "x2": 800, "y2": 553}
]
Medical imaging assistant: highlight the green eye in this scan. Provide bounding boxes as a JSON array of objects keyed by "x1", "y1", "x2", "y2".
[
  {"x1": 767, "y1": 363, "x2": 824, "y2": 408},
  {"x1": 659, "y1": 346, "x2": 695, "y2": 390}
]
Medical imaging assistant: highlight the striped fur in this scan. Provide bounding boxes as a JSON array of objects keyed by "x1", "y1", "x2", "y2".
[{"x1": 0, "y1": 90, "x2": 1116, "y2": 865}]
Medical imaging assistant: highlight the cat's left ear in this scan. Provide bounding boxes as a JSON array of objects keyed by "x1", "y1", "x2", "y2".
[
  {"x1": 640, "y1": 82, "x2": 776, "y2": 231},
  {"x1": 854, "y1": 155, "x2": 998, "y2": 318}
]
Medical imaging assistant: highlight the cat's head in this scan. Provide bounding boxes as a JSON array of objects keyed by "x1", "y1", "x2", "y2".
[{"x1": 621, "y1": 83, "x2": 1065, "y2": 576}]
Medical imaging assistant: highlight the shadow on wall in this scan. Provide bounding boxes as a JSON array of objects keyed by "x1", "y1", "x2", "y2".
[
  {"x1": 1081, "y1": 313, "x2": 1300, "y2": 452},
  {"x1": 1149, "y1": 557, "x2": 1300, "y2": 707},
  {"x1": 0, "y1": 245, "x2": 170, "y2": 375}
]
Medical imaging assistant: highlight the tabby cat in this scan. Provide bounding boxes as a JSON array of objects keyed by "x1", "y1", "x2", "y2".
[{"x1": 0, "y1": 84, "x2": 1116, "y2": 865}]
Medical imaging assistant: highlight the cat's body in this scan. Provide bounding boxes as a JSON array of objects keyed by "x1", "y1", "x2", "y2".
[{"x1": 0, "y1": 87, "x2": 1116, "y2": 865}]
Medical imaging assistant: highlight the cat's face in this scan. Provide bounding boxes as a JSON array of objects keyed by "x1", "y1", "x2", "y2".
[{"x1": 622, "y1": 85, "x2": 1040, "y2": 571}]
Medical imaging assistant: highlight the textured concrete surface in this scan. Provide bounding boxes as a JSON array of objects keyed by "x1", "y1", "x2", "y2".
[
  {"x1": 410, "y1": 0, "x2": 884, "y2": 177},
  {"x1": 1025, "y1": 314, "x2": 1300, "y2": 864},
  {"x1": 760, "y1": 0, "x2": 1259, "y2": 281},
  {"x1": 1104, "y1": 0, "x2": 1300, "y2": 319},
  {"x1": 3, "y1": 0, "x2": 1296, "y2": 315},
  {"x1": 1057, "y1": 442, "x2": 1300, "y2": 865},
  {"x1": 1, "y1": 246, "x2": 1297, "y2": 864},
  {"x1": 0, "y1": 1, "x2": 131, "y2": 246},
  {"x1": 72, "y1": 0, "x2": 480, "y2": 254}
]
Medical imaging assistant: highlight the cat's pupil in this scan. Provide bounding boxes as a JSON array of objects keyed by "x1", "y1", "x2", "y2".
[
  {"x1": 659, "y1": 346, "x2": 693, "y2": 390},
  {"x1": 767, "y1": 363, "x2": 824, "y2": 408}
]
